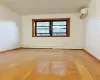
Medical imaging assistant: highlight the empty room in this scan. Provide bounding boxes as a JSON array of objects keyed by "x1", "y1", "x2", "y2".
[{"x1": 0, "y1": 0, "x2": 100, "y2": 80}]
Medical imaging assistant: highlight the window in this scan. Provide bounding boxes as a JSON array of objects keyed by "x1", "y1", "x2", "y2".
[{"x1": 32, "y1": 18, "x2": 70, "y2": 37}]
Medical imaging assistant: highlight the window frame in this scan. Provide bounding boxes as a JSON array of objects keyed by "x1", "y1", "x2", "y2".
[{"x1": 32, "y1": 18, "x2": 70, "y2": 37}]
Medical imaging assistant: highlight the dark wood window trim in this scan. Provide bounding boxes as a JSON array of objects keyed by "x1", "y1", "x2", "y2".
[{"x1": 32, "y1": 18, "x2": 70, "y2": 37}]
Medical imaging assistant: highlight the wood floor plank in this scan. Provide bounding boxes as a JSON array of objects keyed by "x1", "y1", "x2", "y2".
[
  {"x1": 0, "y1": 49, "x2": 100, "y2": 80},
  {"x1": 75, "y1": 61, "x2": 93, "y2": 80}
]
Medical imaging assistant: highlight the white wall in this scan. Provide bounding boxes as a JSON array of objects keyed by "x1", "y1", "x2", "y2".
[
  {"x1": 0, "y1": 5, "x2": 22, "y2": 52},
  {"x1": 84, "y1": 0, "x2": 100, "y2": 60},
  {"x1": 22, "y1": 13, "x2": 83, "y2": 49}
]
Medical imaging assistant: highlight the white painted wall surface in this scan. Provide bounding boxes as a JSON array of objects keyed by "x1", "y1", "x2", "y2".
[
  {"x1": 22, "y1": 13, "x2": 83, "y2": 49},
  {"x1": 0, "y1": 5, "x2": 22, "y2": 52},
  {"x1": 84, "y1": 0, "x2": 100, "y2": 60}
]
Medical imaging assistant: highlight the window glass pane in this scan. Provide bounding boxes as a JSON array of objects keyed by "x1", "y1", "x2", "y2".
[
  {"x1": 53, "y1": 21, "x2": 66, "y2": 25},
  {"x1": 36, "y1": 27, "x2": 49, "y2": 30},
  {"x1": 52, "y1": 33, "x2": 66, "y2": 36},
  {"x1": 36, "y1": 30, "x2": 49, "y2": 33},
  {"x1": 36, "y1": 22, "x2": 49, "y2": 26},
  {"x1": 37, "y1": 34, "x2": 50, "y2": 36},
  {"x1": 53, "y1": 29, "x2": 66, "y2": 33},
  {"x1": 53, "y1": 26, "x2": 66, "y2": 29}
]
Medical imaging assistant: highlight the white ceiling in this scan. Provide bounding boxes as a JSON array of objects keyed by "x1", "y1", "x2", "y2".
[{"x1": 0, "y1": 0, "x2": 90, "y2": 15}]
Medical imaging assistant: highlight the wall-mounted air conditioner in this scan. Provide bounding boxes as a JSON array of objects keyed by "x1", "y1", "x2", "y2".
[{"x1": 80, "y1": 8, "x2": 88, "y2": 19}]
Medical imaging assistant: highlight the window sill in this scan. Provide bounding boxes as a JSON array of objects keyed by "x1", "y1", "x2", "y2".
[{"x1": 32, "y1": 36, "x2": 70, "y2": 37}]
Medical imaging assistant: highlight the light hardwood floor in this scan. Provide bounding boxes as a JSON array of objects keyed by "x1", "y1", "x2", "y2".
[{"x1": 0, "y1": 49, "x2": 100, "y2": 80}]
